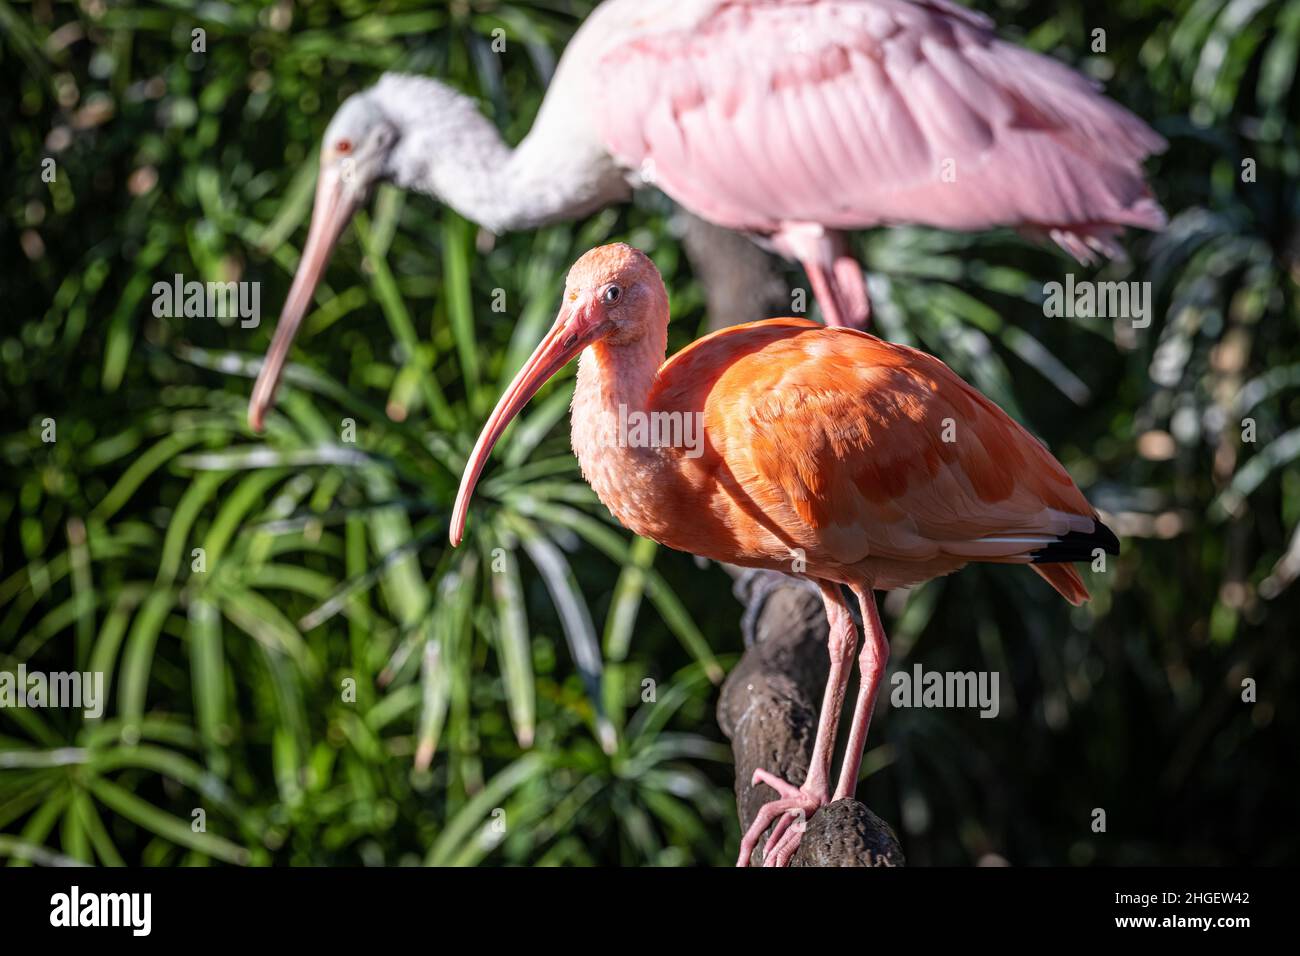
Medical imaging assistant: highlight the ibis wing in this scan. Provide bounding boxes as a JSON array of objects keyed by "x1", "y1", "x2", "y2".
[{"x1": 700, "y1": 327, "x2": 1098, "y2": 566}]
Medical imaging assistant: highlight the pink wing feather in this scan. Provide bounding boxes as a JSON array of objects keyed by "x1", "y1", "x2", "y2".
[{"x1": 592, "y1": 0, "x2": 1166, "y2": 261}]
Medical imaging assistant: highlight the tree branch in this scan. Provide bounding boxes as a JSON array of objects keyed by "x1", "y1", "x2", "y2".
[
  {"x1": 717, "y1": 569, "x2": 905, "y2": 867},
  {"x1": 674, "y1": 211, "x2": 789, "y2": 330}
]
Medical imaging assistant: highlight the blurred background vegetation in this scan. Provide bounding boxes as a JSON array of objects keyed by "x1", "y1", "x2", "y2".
[{"x1": 1, "y1": 0, "x2": 1297, "y2": 867}]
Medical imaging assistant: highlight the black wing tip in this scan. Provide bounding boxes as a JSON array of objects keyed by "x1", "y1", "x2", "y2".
[{"x1": 1030, "y1": 515, "x2": 1120, "y2": 564}]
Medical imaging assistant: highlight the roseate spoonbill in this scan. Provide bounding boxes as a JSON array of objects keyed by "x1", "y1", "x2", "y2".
[
  {"x1": 248, "y1": 0, "x2": 1166, "y2": 431},
  {"x1": 450, "y1": 243, "x2": 1119, "y2": 866}
]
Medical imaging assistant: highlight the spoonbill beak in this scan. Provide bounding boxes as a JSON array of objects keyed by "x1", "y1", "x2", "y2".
[
  {"x1": 450, "y1": 296, "x2": 611, "y2": 546},
  {"x1": 248, "y1": 164, "x2": 359, "y2": 433}
]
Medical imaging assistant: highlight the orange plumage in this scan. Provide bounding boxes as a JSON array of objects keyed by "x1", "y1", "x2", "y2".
[{"x1": 577, "y1": 315, "x2": 1107, "y2": 604}]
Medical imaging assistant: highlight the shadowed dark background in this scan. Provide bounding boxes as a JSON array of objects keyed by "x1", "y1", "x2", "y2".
[{"x1": 1, "y1": 0, "x2": 1297, "y2": 866}]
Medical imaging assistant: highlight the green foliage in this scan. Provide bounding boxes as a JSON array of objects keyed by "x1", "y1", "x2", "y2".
[{"x1": 2, "y1": 0, "x2": 1297, "y2": 866}]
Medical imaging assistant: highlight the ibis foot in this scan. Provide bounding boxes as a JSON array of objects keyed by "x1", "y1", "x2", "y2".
[{"x1": 736, "y1": 768, "x2": 827, "y2": 867}]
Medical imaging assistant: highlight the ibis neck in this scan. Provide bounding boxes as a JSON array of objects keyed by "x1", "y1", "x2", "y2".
[
  {"x1": 575, "y1": 331, "x2": 665, "y2": 423},
  {"x1": 570, "y1": 319, "x2": 671, "y2": 530},
  {"x1": 381, "y1": 76, "x2": 629, "y2": 234}
]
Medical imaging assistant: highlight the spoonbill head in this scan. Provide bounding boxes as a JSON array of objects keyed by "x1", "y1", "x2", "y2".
[
  {"x1": 246, "y1": 70, "x2": 632, "y2": 433},
  {"x1": 247, "y1": 87, "x2": 411, "y2": 432}
]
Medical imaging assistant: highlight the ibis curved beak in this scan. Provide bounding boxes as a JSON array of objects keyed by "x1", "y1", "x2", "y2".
[
  {"x1": 248, "y1": 165, "x2": 359, "y2": 433},
  {"x1": 450, "y1": 299, "x2": 610, "y2": 546}
]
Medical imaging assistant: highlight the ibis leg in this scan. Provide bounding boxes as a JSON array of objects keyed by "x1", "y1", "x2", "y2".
[
  {"x1": 833, "y1": 585, "x2": 890, "y2": 803},
  {"x1": 736, "y1": 580, "x2": 857, "y2": 867}
]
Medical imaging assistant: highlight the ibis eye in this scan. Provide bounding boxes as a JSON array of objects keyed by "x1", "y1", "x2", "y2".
[
  {"x1": 336, "y1": 139, "x2": 353, "y2": 155},
  {"x1": 603, "y1": 285, "x2": 621, "y2": 304}
]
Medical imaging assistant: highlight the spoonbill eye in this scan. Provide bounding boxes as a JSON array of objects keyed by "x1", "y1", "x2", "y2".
[
  {"x1": 336, "y1": 139, "x2": 353, "y2": 155},
  {"x1": 603, "y1": 285, "x2": 621, "y2": 304}
]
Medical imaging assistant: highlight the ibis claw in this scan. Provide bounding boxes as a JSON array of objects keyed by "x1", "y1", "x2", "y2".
[{"x1": 736, "y1": 767, "x2": 826, "y2": 867}]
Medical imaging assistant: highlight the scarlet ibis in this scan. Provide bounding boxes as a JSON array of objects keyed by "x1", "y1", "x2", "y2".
[
  {"x1": 450, "y1": 243, "x2": 1118, "y2": 866},
  {"x1": 248, "y1": 0, "x2": 1165, "y2": 431}
]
